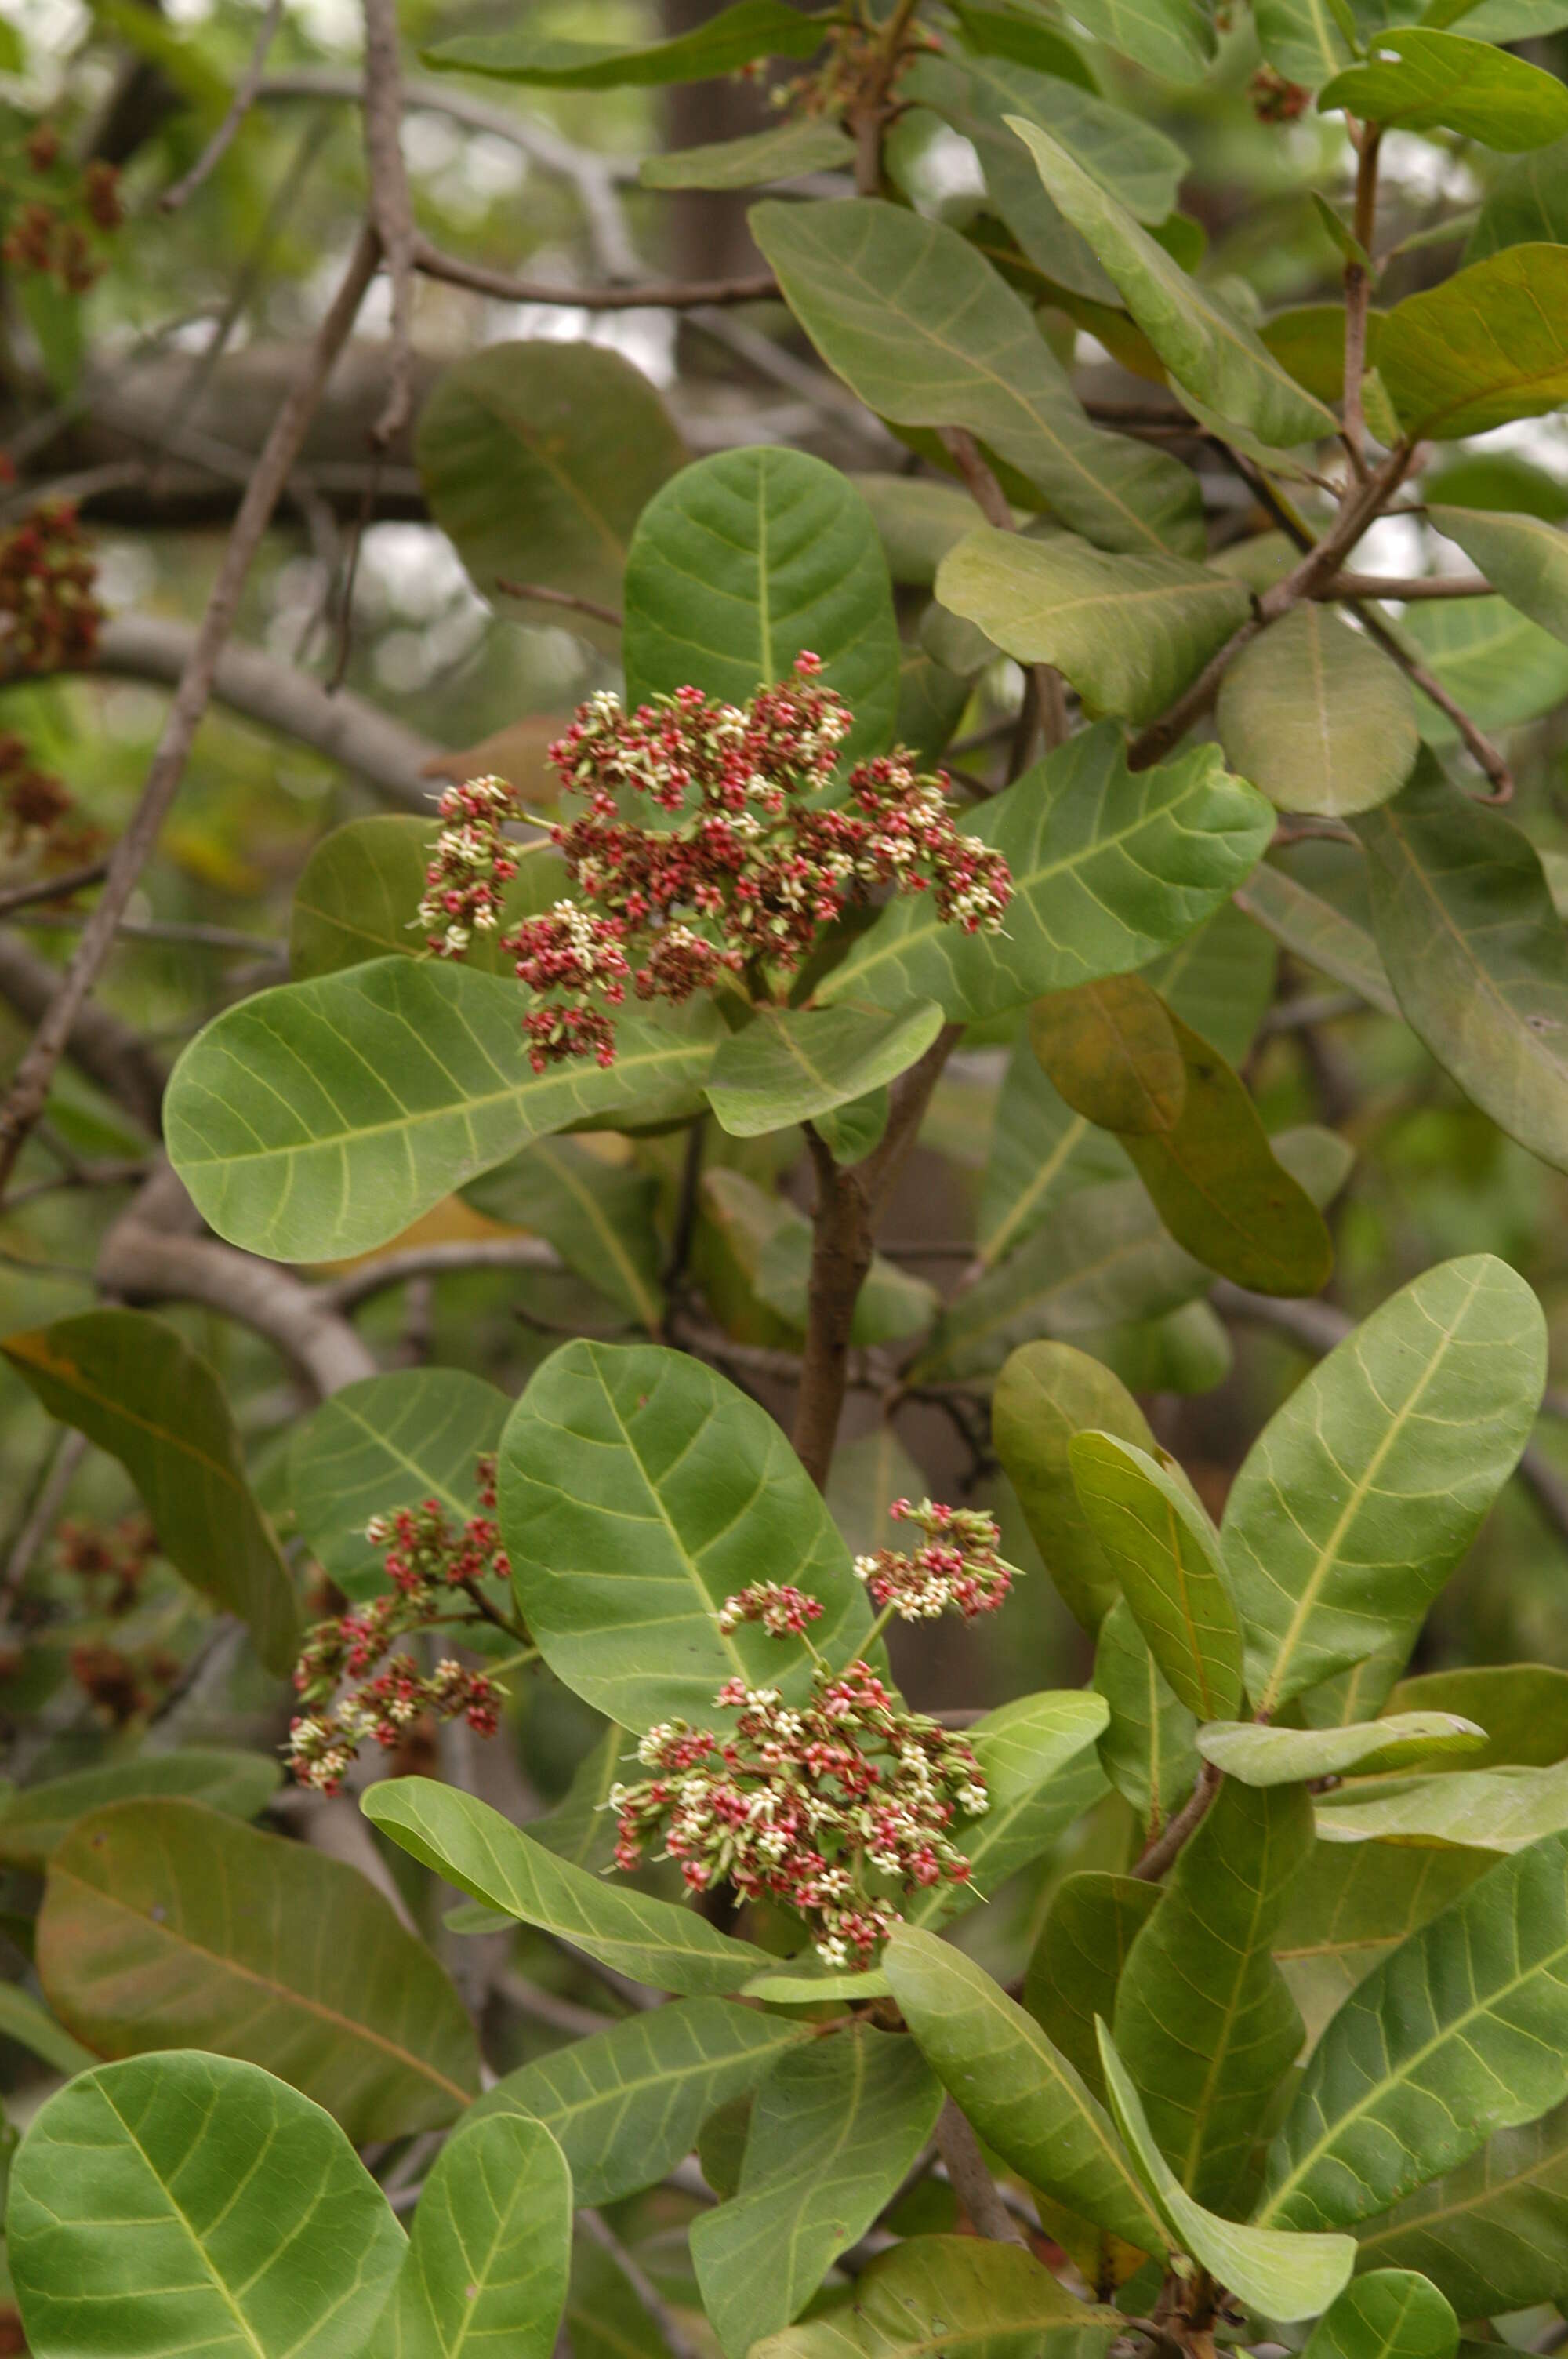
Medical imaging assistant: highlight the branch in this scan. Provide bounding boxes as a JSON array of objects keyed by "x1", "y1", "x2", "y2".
[
  {"x1": 8, "y1": 611, "x2": 444, "y2": 808},
  {"x1": 361, "y1": 0, "x2": 417, "y2": 447},
  {"x1": 791, "y1": 1127, "x2": 875, "y2": 1491},
  {"x1": 1131, "y1": 1756, "x2": 1221, "y2": 1880},
  {"x1": 1341, "y1": 122, "x2": 1381, "y2": 478},
  {"x1": 97, "y1": 1165, "x2": 377, "y2": 1398},
  {"x1": 1345, "y1": 599, "x2": 1514, "y2": 801},
  {"x1": 158, "y1": 0, "x2": 284, "y2": 212},
  {"x1": 0, "y1": 928, "x2": 165, "y2": 1134},
  {"x1": 495, "y1": 578, "x2": 624, "y2": 631},
  {"x1": 1318, "y1": 571, "x2": 1492, "y2": 601},
  {"x1": 0, "y1": 860, "x2": 111, "y2": 918},
  {"x1": 934, "y1": 2098, "x2": 1030, "y2": 2247},
  {"x1": 412, "y1": 232, "x2": 778, "y2": 311},
  {"x1": 0, "y1": 227, "x2": 381, "y2": 1194}
]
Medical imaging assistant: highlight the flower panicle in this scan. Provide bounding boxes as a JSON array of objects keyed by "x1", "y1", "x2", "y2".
[
  {"x1": 855, "y1": 1497, "x2": 1020, "y2": 1622},
  {"x1": 416, "y1": 656, "x2": 1012, "y2": 1074}
]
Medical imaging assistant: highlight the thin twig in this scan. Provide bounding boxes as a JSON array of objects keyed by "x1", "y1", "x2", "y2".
[
  {"x1": 1131, "y1": 1757, "x2": 1221, "y2": 1881},
  {"x1": 579, "y1": 2211, "x2": 702, "y2": 2359},
  {"x1": 0, "y1": 860, "x2": 109, "y2": 918},
  {"x1": 1341, "y1": 122, "x2": 1381, "y2": 478},
  {"x1": 0, "y1": 226, "x2": 379, "y2": 1196},
  {"x1": 0, "y1": 1430, "x2": 86, "y2": 1632},
  {"x1": 1319, "y1": 571, "x2": 1492, "y2": 601},
  {"x1": 495, "y1": 578, "x2": 624, "y2": 631},
  {"x1": 361, "y1": 0, "x2": 418, "y2": 448},
  {"x1": 412, "y1": 233, "x2": 778, "y2": 311},
  {"x1": 934, "y1": 2098, "x2": 1029, "y2": 2246},
  {"x1": 158, "y1": 0, "x2": 285, "y2": 212},
  {"x1": 1346, "y1": 599, "x2": 1515, "y2": 800}
]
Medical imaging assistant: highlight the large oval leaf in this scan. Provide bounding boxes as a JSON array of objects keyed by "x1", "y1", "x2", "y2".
[
  {"x1": 1356, "y1": 2100, "x2": 1568, "y2": 2315},
  {"x1": 818, "y1": 725, "x2": 1273, "y2": 1021},
  {"x1": 1025, "y1": 1872, "x2": 1163, "y2": 2100},
  {"x1": 289, "y1": 817, "x2": 569, "y2": 981},
  {"x1": 363, "y1": 1776, "x2": 773, "y2": 1994},
  {"x1": 1319, "y1": 31, "x2": 1568, "y2": 149},
  {"x1": 749, "y1": 198, "x2": 1203, "y2": 559},
  {"x1": 1387, "y1": 1663, "x2": 1568, "y2": 1768},
  {"x1": 690, "y1": 2027, "x2": 943, "y2": 2359},
  {"x1": 751, "y1": 2236, "x2": 1123, "y2": 2359},
  {"x1": 706, "y1": 1001, "x2": 944, "y2": 1140},
  {"x1": 884, "y1": 1925, "x2": 1167, "y2": 2255},
  {"x1": 426, "y1": 1, "x2": 827, "y2": 86},
  {"x1": 1357, "y1": 765, "x2": 1568, "y2": 1175},
  {"x1": 1094, "y1": 1597, "x2": 1201, "y2": 1845},
  {"x1": 1199, "y1": 1714, "x2": 1486, "y2": 1786},
  {"x1": 1428, "y1": 504, "x2": 1568, "y2": 647},
  {"x1": 371, "y1": 2113, "x2": 571, "y2": 2359},
  {"x1": 1217, "y1": 606, "x2": 1419, "y2": 819},
  {"x1": 1298, "y1": 2271, "x2": 1457, "y2": 2359},
  {"x1": 0, "y1": 1749, "x2": 279, "y2": 1870},
  {"x1": 288, "y1": 1367, "x2": 510, "y2": 1598},
  {"x1": 1221, "y1": 1254, "x2": 1546, "y2": 1717},
  {"x1": 499, "y1": 1341, "x2": 869, "y2": 1729},
  {"x1": 8, "y1": 2051, "x2": 405, "y2": 2359},
  {"x1": 38, "y1": 1799, "x2": 481, "y2": 2139},
  {"x1": 1258, "y1": 1830, "x2": 1568, "y2": 2230},
  {"x1": 165, "y1": 959, "x2": 723, "y2": 1262},
  {"x1": 416, "y1": 340, "x2": 684, "y2": 643},
  {"x1": 1381, "y1": 244, "x2": 1568, "y2": 439},
  {"x1": 935, "y1": 525, "x2": 1250, "y2": 727},
  {"x1": 1, "y1": 1308, "x2": 299, "y2": 1676},
  {"x1": 474, "y1": 1998, "x2": 808, "y2": 2205},
  {"x1": 904, "y1": 1689, "x2": 1110, "y2": 1927},
  {"x1": 622, "y1": 448, "x2": 900, "y2": 765},
  {"x1": 1314, "y1": 1760, "x2": 1568, "y2": 1852},
  {"x1": 1273, "y1": 1842, "x2": 1491, "y2": 2048},
  {"x1": 1069, "y1": 1431, "x2": 1243, "y2": 1719},
  {"x1": 466, "y1": 1135, "x2": 666, "y2": 1329},
  {"x1": 992, "y1": 1342, "x2": 1156, "y2": 1632}
]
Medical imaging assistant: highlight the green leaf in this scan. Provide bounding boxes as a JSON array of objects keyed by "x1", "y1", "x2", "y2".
[
  {"x1": 1272, "y1": 1843, "x2": 1491, "y2": 2048},
  {"x1": 691, "y1": 2026, "x2": 943, "y2": 2357},
  {"x1": 1216, "y1": 606, "x2": 1419, "y2": 819},
  {"x1": 165, "y1": 961, "x2": 723, "y2": 1263},
  {"x1": 749, "y1": 198, "x2": 1203, "y2": 559},
  {"x1": 950, "y1": 0, "x2": 1103, "y2": 87},
  {"x1": 1094, "y1": 1598, "x2": 1201, "y2": 1844},
  {"x1": 1007, "y1": 118, "x2": 1338, "y2": 445},
  {"x1": 741, "y1": 1962, "x2": 892, "y2": 2004},
  {"x1": 884, "y1": 1926, "x2": 1167, "y2": 2254},
  {"x1": 0, "y1": 1308, "x2": 299, "y2": 1677},
  {"x1": 706, "y1": 1001, "x2": 944, "y2": 1139},
  {"x1": 751, "y1": 2235, "x2": 1123, "y2": 2359},
  {"x1": 1234, "y1": 865, "x2": 1399, "y2": 1017},
  {"x1": 905, "y1": 53, "x2": 1185, "y2": 306},
  {"x1": 819, "y1": 725, "x2": 1273, "y2": 1022},
  {"x1": 1356, "y1": 2101, "x2": 1568, "y2": 2315},
  {"x1": 1428, "y1": 504, "x2": 1568, "y2": 646},
  {"x1": 466, "y1": 1138, "x2": 666, "y2": 1329},
  {"x1": 977, "y1": 1041, "x2": 1131, "y2": 1274},
  {"x1": 1116, "y1": 1779, "x2": 1310, "y2": 2209},
  {"x1": 622, "y1": 449, "x2": 901, "y2": 764},
  {"x1": 568, "y1": 2223, "x2": 679, "y2": 2359},
  {"x1": 1022, "y1": 0, "x2": 1215, "y2": 78},
  {"x1": 1098, "y1": 2023, "x2": 1356, "y2": 2321},
  {"x1": 1396, "y1": 593, "x2": 1568, "y2": 742},
  {"x1": 993, "y1": 1341, "x2": 1156, "y2": 1631},
  {"x1": 1069, "y1": 1432, "x2": 1242, "y2": 1718},
  {"x1": 426, "y1": 1, "x2": 829, "y2": 85},
  {"x1": 1465, "y1": 135, "x2": 1568, "y2": 261},
  {"x1": 288, "y1": 1369, "x2": 510, "y2": 1599},
  {"x1": 363, "y1": 1776, "x2": 771, "y2": 1994},
  {"x1": 8, "y1": 2052, "x2": 405, "y2": 2359},
  {"x1": 1381, "y1": 245, "x2": 1568, "y2": 438},
  {"x1": 416, "y1": 343, "x2": 684, "y2": 642},
  {"x1": 472, "y1": 1998, "x2": 807, "y2": 2205},
  {"x1": 936, "y1": 525, "x2": 1250, "y2": 727},
  {"x1": 371, "y1": 2114, "x2": 570, "y2": 2359},
  {"x1": 1221, "y1": 1254, "x2": 1546, "y2": 1718},
  {"x1": 499, "y1": 1340, "x2": 869, "y2": 1728},
  {"x1": 854, "y1": 473, "x2": 1009, "y2": 587},
  {"x1": 1299, "y1": 2271, "x2": 1457, "y2": 2359},
  {"x1": 289, "y1": 819, "x2": 568, "y2": 981},
  {"x1": 0, "y1": 1750, "x2": 281, "y2": 1870},
  {"x1": 641, "y1": 118, "x2": 853, "y2": 189},
  {"x1": 1387, "y1": 1664, "x2": 1568, "y2": 1768},
  {"x1": 0, "y1": 1983, "x2": 96, "y2": 2078},
  {"x1": 1030, "y1": 976, "x2": 1186, "y2": 1135},
  {"x1": 1258, "y1": 1830, "x2": 1568, "y2": 2229},
  {"x1": 905, "y1": 1690, "x2": 1112, "y2": 1926},
  {"x1": 38, "y1": 1798, "x2": 481, "y2": 2139},
  {"x1": 1025, "y1": 1873, "x2": 1163, "y2": 2100},
  {"x1": 1199, "y1": 1714, "x2": 1487, "y2": 1784},
  {"x1": 1315, "y1": 1761, "x2": 1568, "y2": 1851},
  {"x1": 1117, "y1": 1010, "x2": 1335, "y2": 1296},
  {"x1": 1145, "y1": 898, "x2": 1281, "y2": 1066},
  {"x1": 920, "y1": 1128, "x2": 1347, "y2": 1382},
  {"x1": 1356, "y1": 765, "x2": 1568, "y2": 1176},
  {"x1": 1319, "y1": 31, "x2": 1568, "y2": 148}
]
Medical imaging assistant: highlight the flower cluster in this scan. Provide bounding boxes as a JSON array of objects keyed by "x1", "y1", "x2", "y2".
[
  {"x1": 2, "y1": 124, "x2": 121, "y2": 293},
  {"x1": 285, "y1": 1456, "x2": 517, "y2": 1794},
  {"x1": 1, "y1": 730, "x2": 103, "y2": 867},
  {"x1": 608, "y1": 1650, "x2": 988, "y2": 1967},
  {"x1": 417, "y1": 658, "x2": 1011, "y2": 1073},
  {"x1": 717, "y1": 1581, "x2": 825, "y2": 1637},
  {"x1": 0, "y1": 503, "x2": 102, "y2": 673},
  {"x1": 53, "y1": 1511, "x2": 158, "y2": 1617},
  {"x1": 855, "y1": 1499, "x2": 1020, "y2": 1622},
  {"x1": 1250, "y1": 63, "x2": 1310, "y2": 120}
]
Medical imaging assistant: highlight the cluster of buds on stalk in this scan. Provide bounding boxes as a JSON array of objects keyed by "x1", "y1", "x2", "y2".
[
  {"x1": 855, "y1": 1499, "x2": 1020, "y2": 1622},
  {"x1": 2, "y1": 126, "x2": 121, "y2": 293},
  {"x1": 1, "y1": 730, "x2": 103, "y2": 866},
  {"x1": 608, "y1": 1560, "x2": 993, "y2": 1967},
  {"x1": 1249, "y1": 63, "x2": 1310, "y2": 119},
  {"x1": 416, "y1": 657, "x2": 1011, "y2": 1074},
  {"x1": 285, "y1": 1456, "x2": 517, "y2": 1794},
  {"x1": 0, "y1": 503, "x2": 102, "y2": 672},
  {"x1": 53, "y1": 1511, "x2": 159, "y2": 1617}
]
